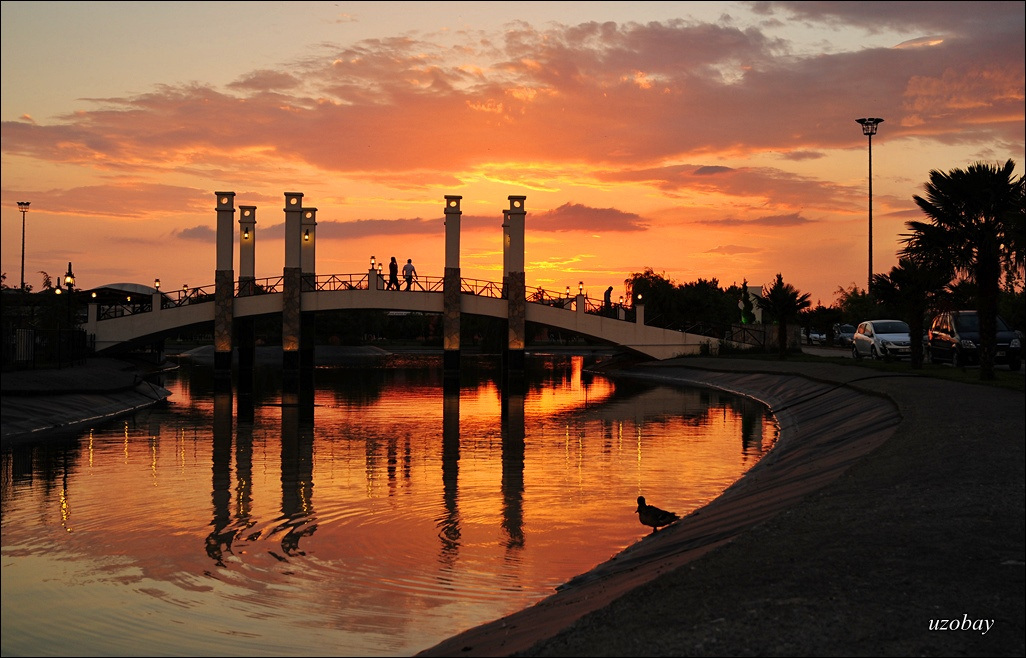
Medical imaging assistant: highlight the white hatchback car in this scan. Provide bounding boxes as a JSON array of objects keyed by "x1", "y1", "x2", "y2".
[{"x1": 852, "y1": 319, "x2": 913, "y2": 361}]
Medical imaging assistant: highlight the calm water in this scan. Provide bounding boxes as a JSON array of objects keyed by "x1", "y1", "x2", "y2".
[{"x1": 1, "y1": 352, "x2": 777, "y2": 657}]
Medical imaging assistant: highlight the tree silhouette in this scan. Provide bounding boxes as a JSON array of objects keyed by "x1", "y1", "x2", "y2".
[
  {"x1": 740, "y1": 279, "x2": 756, "y2": 325},
  {"x1": 756, "y1": 273, "x2": 811, "y2": 358},
  {"x1": 902, "y1": 159, "x2": 1024, "y2": 380}
]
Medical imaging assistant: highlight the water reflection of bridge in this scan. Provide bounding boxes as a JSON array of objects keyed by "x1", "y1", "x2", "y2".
[
  {"x1": 201, "y1": 372, "x2": 775, "y2": 569},
  {"x1": 84, "y1": 192, "x2": 743, "y2": 395}
]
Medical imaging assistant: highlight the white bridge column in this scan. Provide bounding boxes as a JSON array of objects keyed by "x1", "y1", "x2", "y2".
[
  {"x1": 236, "y1": 205, "x2": 257, "y2": 397},
  {"x1": 214, "y1": 192, "x2": 236, "y2": 387},
  {"x1": 238, "y1": 206, "x2": 257, "y2": 296},
  {"x1": 282, "y1": 192, "x2": 304, "y2": 404},
  {"x1": 504, "y1": 196, "x2": 527, "y2": 383},
  {"x1": 300, "y1": 206, "x2": 318, "y2": 397},
  {"x1": 443, "y1": 195, "x2": 462, "y2": 377}
]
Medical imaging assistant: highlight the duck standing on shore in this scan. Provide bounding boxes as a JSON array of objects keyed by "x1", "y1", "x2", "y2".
[{"x1": 635, "y1": 495, "x2": 679, "y2": 532}]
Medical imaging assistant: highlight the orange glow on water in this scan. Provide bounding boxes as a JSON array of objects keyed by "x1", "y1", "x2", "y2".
[{"x1": 1, "y1": 355, "x2": 776, "y2": 656}]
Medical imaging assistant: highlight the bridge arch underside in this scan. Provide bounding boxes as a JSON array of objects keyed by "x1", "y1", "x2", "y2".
[{"x1": 91, "y1": 291, "x2": 717, "y2": 360}]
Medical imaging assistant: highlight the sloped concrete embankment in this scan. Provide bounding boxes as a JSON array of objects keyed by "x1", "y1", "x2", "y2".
[{"x1": 1, "y1": 359, "x2": 172, "y2": 444}]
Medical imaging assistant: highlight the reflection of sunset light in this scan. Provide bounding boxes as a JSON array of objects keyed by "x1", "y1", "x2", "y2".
[{"x1": 3, "y1": 358, "x2": 777, "y2": 656}]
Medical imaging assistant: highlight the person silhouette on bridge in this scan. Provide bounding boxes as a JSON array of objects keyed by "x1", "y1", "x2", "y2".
[
  {"x1": 604, "y1": 286, "x2": 614, "y2": 316},
  {"x1": 387, "y1": 256, "x2": 400, "y2": 291},
  {"x1": 402, "y1": 258, "x2": 418, "y2": 291}
]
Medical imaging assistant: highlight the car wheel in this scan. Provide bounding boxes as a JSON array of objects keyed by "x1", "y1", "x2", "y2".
[
  {"x1": 952, "y1": 348, "x2": 963, "y2": 368},
  {"x1": 852, "y1": 345, "x2": 861, "y2": 360},
  {"x1": 870, "y1": 346, "x2": 881, "y2": 360}
]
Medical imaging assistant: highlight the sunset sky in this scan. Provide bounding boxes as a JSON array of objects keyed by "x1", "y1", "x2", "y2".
[{"x1": 2, "y1": 1, "x2": 1024, "y2": 306}]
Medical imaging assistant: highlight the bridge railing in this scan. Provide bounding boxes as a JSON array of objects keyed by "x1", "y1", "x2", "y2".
[
  {"x1": 97, "y1": 299, "x2": 153, "y2": 319},
  {"x1": 310, "y1": 273, "x2": 368, "y2": 292},
  {"x1": 461, "y1": 278, "x2": 502, "y2": 298},
  {"x1": 163, "y1": 285, "x2": 217, "y2": 307},
  {"x1": 92, "y1": 275, "x2": 632, "y2": 321}
]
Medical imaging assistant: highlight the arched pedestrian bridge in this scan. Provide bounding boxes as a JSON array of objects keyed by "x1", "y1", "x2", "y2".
[
  {"x1": 83, "y1": 191, "x2": 765, "y2": 386},
  {"x1": 86, "y1": 271, "x2": 732, "y2": 361}
]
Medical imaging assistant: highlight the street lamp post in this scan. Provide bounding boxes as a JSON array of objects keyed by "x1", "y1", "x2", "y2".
[
  {"x1": 856, "y1": 118, "x2": 883, "y2": 291},
  {"x1": 63, "y1": 262, "x2": 76, "y2": 327},
  {"x1": 17, "y1": 201, "x2": 30, "y2": 292}
]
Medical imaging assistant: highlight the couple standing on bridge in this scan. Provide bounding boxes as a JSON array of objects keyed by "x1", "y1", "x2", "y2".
[{"x1": 386, "y1": 256, "x2": 418, "y2": 291}]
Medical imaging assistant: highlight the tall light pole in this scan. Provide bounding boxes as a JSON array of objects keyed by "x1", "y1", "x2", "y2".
[
  {"x1": 856, "y1": 118, "x2": 883, "y2": 291},
  {"x1": 64, "y1": 262, "x2": 76, "y2": 328},
  {"x1": 17, "y1": 201, "x2": 30, "y2": 292}
]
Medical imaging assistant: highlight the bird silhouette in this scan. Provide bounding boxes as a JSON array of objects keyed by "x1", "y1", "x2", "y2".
[{"x1": 635, "y1": 495, "x2": 679, "y2": 532}]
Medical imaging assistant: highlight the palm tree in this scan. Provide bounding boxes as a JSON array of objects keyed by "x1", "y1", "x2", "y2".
[
  {"x1": 871, "y1": 257, "x2": 947, "y2": 369},
  {"x1": 756, "y1": 273, "x2": 811, "y2": 358},
  {"x1": 902, "y1": 159, "x2": 1024, "y2": 380}
]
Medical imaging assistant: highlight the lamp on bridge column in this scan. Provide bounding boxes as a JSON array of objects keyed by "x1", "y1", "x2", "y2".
[
  {"x1": 370, "y1": 255, "x2": 375, "y2": 269},
  {"x1": 578, "y1": 281, "x2": 583, "y2": 295},
  {"x1": 154, "y1": 278, "x2": 160, "y2": 290},
  {"x1": 565, "y1": 286, "x2": 570, "y2": 298}
]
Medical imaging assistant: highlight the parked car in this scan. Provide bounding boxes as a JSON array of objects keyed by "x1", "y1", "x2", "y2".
[
  {"x1": 833, "y1": 323, "x2": 856, "y2": 347},
  {"x1": 852, "y1": 319, "x2": 913, "y2": 361},
  {"x1": 802, "y1": 328, "x2": 826, "y2": 345},
  {"x1": 927, "y1": 310, "x2": 1022, "y2": 371}
]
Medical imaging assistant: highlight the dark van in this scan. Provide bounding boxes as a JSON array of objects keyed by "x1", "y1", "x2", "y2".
[{"x1": 927, "y1": 310, "x2": 1022, "y2": 371}]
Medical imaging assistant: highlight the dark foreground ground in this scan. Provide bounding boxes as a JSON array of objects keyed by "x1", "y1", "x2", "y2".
[{"x1": 417, "y1": 356, "x2": 1025, "y2": 657}]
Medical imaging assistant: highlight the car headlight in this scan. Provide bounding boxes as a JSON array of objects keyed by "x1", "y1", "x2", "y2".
[
  {"x1": 1011, "y1": 338, "x2": 1021, "y2": 349},
  {"x1": 960, "y1": 339, "x2": 976, "y2": 349}
]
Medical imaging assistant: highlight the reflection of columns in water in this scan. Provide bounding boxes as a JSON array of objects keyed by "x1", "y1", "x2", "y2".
[
  {"x1": 278, "y1": 405, "x2": 317, "y2": 557},
  {"x1": 500, "y1": 389, "x2": 525, "y2": 552},
  {"x1": 234, "y1": 406, "x2": 256, "y2": 540},
  {"x1": 386, "y1": 433, "x2": 412, "y2": 496},
  {"x1": 206, "y1": 391, "x2": 234, "y2": 566},
  {"x1": 439, "y1": 380, "x2": 461, "y2": 561}
]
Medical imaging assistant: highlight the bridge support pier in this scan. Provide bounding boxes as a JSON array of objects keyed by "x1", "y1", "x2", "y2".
[
  {"x1": 300, "y1": 206, "x2": 318, "y2": 401},
  {"x1": 214, "y1": 193, "x2": 236, "y2": 390},
  {"x1": 443, "y1": 196, "x2": 463, "y2": 379},
  {"x1": 237, "y1": 316, "x2": 255, "y2": 398},
  {"x1": 282, "y1": 193, "x2": 304, "y2": 405},
  {"x1": 503, "y1": 196, "x2": 527, "y2": 385}
]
